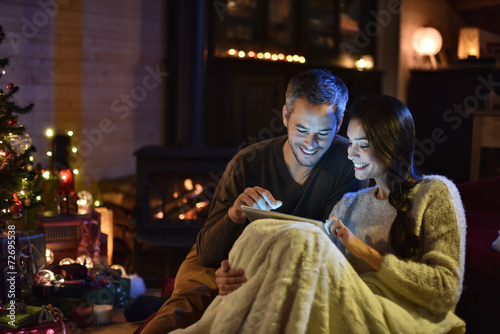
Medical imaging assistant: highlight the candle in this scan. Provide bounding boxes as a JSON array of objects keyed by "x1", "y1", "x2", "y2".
[{"x1": 93, "y1": 304, "x2": 113, "y2": 324}]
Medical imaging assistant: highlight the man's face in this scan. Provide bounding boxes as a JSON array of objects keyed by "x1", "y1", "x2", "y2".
[{"x1": 283, "y1": 98, "x2": 339, "y2": 167}]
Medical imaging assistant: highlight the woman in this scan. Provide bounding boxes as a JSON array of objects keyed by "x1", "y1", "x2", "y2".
[
  {"x1": 325, "y1": 94, "x2": 466, "y2": 333},
  {"x1": 173, "y1": 95, "x2": 466, "y2": 333}
]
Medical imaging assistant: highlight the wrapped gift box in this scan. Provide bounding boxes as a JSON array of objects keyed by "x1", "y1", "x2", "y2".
[
  {"x1": 32, "y1": 280, "x2": 87, "y2": 301},
  {"x1": 0, "y1": 319, "x2": 72, "y2": 334},
  {"x1": 1, "y1": 232, "x2": 46, "y2": 302},
  {"x1": 0, "y1": 304, "x2": 43, "y2": 329},
  {"x1": 53, "y1": 264, "x2": 88, "y2": 280}
]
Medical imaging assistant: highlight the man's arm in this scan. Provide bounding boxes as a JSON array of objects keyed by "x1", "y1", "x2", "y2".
[
  {"x1": 196, "y1": 153, "x2": 282, "y2": 268},
  {"x1": 196, "y1": 158, "x2": 246, "y2": 268},
  {"x1": 197, "y1": 186, "x2": 282, "y2": 268}
]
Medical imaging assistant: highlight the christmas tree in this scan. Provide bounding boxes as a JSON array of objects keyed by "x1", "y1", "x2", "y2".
[{"x1": 0, "y1": 24, "x2": 42, "y2": 223}]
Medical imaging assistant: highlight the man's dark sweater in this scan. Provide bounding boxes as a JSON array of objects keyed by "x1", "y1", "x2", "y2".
[{"x1": 197, "y1": 135, "x2": 362, "y2": 268}]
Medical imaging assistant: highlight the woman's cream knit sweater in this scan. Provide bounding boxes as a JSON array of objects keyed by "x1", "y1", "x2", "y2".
[{"x1": 330, "y1": 175, "x2": 467, "y2": 314}]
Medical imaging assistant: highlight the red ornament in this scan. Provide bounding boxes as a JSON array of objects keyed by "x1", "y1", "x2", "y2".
[
  {"x1": 7, "y1": 83, "x2": 14, "y2": 90},
  {"x1": 11, "y1": 202, "x2": 24, "y2": 219},
  {"x1": 8, "y1": 118, "x2": 17, "y2": 127}
]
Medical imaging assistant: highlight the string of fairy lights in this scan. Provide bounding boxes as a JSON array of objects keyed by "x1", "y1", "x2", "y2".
[
  {"x1": 43, "y1": 128, "x2": 79, "y2": 177},
  {"x1": 225, "y1": 49, "x2": 306, "y2": 63}
]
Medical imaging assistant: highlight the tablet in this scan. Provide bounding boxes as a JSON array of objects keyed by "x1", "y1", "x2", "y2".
[{"x1": 241, "y1": 205, "x2": 328, "y2": 235}]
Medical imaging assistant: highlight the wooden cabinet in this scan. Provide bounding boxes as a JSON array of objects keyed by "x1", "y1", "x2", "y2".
[
  {"x1": 204, "y1": 58, "x2": 382, "y2": 147},
  {"x1": 164, "y1": 0, "x2": 381, "y2": 149},
  {"x1": 210, "y1": 0, "x2": 376, "y2": 66},
  {"x1": 406, "y1": 68, "x2": 500, "y2": 183}
]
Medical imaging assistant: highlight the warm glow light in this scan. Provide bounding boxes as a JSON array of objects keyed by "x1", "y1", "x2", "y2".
[
  {"x1": 193, "y1": 184, "x2": 203, "y2": 196},
  {"x1": 356, "y1": 59, "x2": 366, "y2": 70},
  {"x1": 412, "y1": 27, "x2": 442, "y2": 56},
  {"x1": 355, "y1": 56, "x2": 374, "y2": 71},
  {"x1": 95, "y1": 207, "x2": 114, "y2": 265},
  {"x1": 43, "y1": 171, "x2": 50, "y2": 179},
  {"x1": 72, "y1": 147, "x2": 78, "y2": 153},
  {"x1": 458, "y1": 27, "x2": 480, "y2": 59},
  {"x1": 225, "y1": 49, "x2": 306, "y2": 63},
  {"x1": 184, "y1": 178, "x2": 194, "y2": 191},
  {"x1": 47, "y1": 151, "x2": 52, "y2": 157},
  {"x1": 67, "y1": 130, "x2": 74, "y2": 136},
  {"x1": 45, "y1": 129, "x2": 54, "y2": 137},
  {"x1": 73, "y1": 169, "x2": 79, "y2": 175}
]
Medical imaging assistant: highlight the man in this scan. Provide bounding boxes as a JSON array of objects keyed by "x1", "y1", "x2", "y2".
[{"x1": 141, "y1": 69, "x2": 364, "y2": 333}]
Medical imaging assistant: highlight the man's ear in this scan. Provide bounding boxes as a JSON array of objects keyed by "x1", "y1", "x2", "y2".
[
  {"x1": 282, "y1": 105, "x2": 289, "y2": 128},
  {"x1": 336, "y1": 115, "x2": 344, "y2": 133}
]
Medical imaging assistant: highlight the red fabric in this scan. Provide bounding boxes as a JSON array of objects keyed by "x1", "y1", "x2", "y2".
[
  {"x1": 454, "y1": 177, "x2": 500, "y2": 332},
  {"x1": 161, "y1": 275, "x2": 176, "y2": 297},
  {"x1": 133, "y1": 312, "x2": 158, "y2": 334},
  {"x1": 456, "y1": 175, "x2": 500, "y2": 213}
]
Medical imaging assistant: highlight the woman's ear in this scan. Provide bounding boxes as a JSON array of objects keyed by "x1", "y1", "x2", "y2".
[{"x1": 282, "y1": 105, "x2": 289, "y2": 128}]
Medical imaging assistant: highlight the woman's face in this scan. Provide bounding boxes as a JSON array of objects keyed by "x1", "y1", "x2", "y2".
[{"x1": 347, "y1": 118, "x2": 387, "y2": 184}]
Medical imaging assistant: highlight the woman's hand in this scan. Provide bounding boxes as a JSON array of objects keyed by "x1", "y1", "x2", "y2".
[{"x1": 328, "y1": 216, "x2": 383, "y2": 271}]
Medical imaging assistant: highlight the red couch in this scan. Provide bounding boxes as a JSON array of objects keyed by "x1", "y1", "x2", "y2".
[
  {"x1": 134, "y1": 176, "x2": 500, "y2": 333},
  {"x1": 455, "y1": 176, "x2": 500, "y2": 333}
]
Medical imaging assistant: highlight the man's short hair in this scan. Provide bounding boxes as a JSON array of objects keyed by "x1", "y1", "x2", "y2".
[{"x1": 285, "y1": 69, "x2": 348, "y2": 123}]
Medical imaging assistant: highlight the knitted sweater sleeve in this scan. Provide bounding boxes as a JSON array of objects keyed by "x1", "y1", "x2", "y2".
[{"x1": 377, "y1": 176, "x2": 466, "y2": 313}]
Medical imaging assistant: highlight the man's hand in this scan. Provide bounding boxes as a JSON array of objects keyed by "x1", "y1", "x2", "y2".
[
  {"x1": 228, "y1": 186, "x2": 282, "y2": 224},
  {"x1": 215, "y1": 260, "x2": 247, "y2": 296}
]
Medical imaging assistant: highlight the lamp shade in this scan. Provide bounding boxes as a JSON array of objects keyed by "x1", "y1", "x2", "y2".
[
  {"x1": 412, "y1": 27, "x2": 443, "y2": 56},
  {"x1": 458, "y1": 27, "x2": 480, "y2": 59}
]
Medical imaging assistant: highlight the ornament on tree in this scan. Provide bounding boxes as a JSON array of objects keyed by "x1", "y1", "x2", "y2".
[
  {"x1": 9, "y1": 133, "x2": 32, "y2": 155},
  {"x1": 1, "y1": 24, "x2": 39, "y2": 221},
  {"x1": 0, "y1": 141, "x2": 7, "y2": 156},
  {"x1": 11, "y1": 201, "x2": 24, "y2": 219}
]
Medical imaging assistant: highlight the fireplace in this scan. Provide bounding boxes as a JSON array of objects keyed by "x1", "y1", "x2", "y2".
[{"x1": 133, "y1": 146, "x2": 235, "y2": 278}]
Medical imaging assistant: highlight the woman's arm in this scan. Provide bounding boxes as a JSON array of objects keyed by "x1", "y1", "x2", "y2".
[{"x1": 327, "y1": 216, "x2": 384, "y2": 271}]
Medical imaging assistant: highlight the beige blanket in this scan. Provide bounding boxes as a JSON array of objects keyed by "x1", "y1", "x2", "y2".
[{"x1": 172, "y1": 219, "x2": 465, "y2": 334}]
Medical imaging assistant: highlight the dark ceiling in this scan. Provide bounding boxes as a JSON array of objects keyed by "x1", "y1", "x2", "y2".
[{"x1": 445, "y1": 0, "x2": 500, "y2": 36}]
